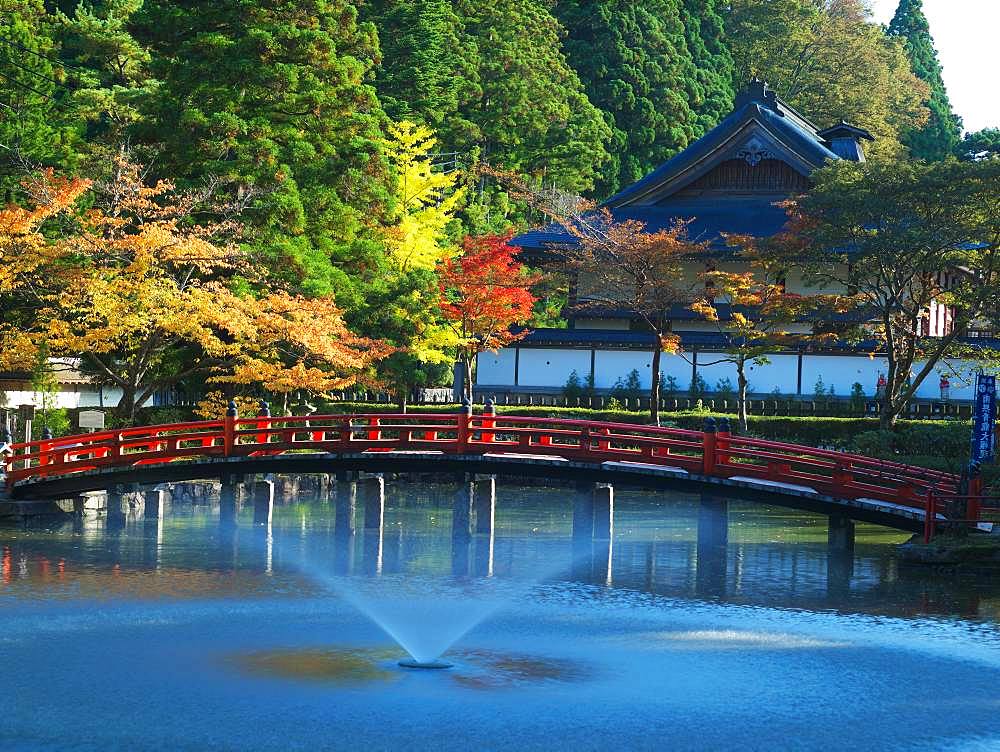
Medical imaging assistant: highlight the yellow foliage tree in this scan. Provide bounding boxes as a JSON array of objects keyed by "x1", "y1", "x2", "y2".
[
  {"x1": 358, "y1": 121, "x2": 465, "y2": 409},
  {"x1": 5, "y1": 159, "x2": 388, "y2": 424},
  {"x1": 383, "y1": 121, "x2": 465, "y2": 273}
]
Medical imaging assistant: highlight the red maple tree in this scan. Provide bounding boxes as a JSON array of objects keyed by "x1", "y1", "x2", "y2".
[{"x1": 439, "y1": 233, "x2": 540, "y2": 398}]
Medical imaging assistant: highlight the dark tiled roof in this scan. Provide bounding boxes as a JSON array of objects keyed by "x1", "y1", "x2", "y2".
[
  {"x1": 512, "y1": 82, "x2": 842, "y2": 255},
  {"x1": 603, "y1": 101, "x2": 836, "y2": 209},
  {"x1": 513, "y1": 196, "x2": 789, "y2": 253}
]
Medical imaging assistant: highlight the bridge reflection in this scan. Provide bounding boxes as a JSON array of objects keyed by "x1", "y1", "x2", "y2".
[{"x1": 1, "y1": 477, "x2": 995, "y2": 622}]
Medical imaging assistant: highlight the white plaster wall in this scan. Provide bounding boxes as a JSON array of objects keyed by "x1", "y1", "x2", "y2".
[
  {"x1": 594, "y1": 350, "x2": 653, "y2": 389},
  {"x1": 477, "y1": 346, "x2": 996, "y2": 401},
  {"x1": 1, "y1": 386, "x2": 119, "y2": 410},
  {"x1": 476, "y1": 349, "x2": 516, "y2": 386},
  {"x1": 517, "y1": 348, "x2": 591, "y2": 388},
  {"x1": 800, "y1": 355, "x2": 885, "y2": 397},
  {"x1": 695, "y1": 353, "x2": 799, "y2": 395}
]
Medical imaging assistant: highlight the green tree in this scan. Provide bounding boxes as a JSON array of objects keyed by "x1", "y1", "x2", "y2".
[
  {"x1": 55, "y1": 0, "x2": 153, "y2": 158},
  {"x1": 957, "y1": 129, "x2": 1000, "y2": 161},
  {"x1": 678, "y1": 0, "x2": 734, "y2": 134},
  {"x1": 887, "y1": 0, "x2": 962, "y2": 161},
  {"x1": 0, "y1": 0, "x2": 77, "y2": 194},
  {"x1": 723, "y1": 0, "x2": 929, "y2": 159},
  {"x1": 360, "y1": 0, "x2": 479, "y2": 154},
  {"x1": 132, "y1": 0, "x2": 394, "y2": 300},
  {"x1": 454, "y1": 0, "x2": 611, "y2": 195},
  {"x1": 350, "y1": 121, "x2": 464, "y2": 411},
  {"x1": 762, "y1": 158, "x2": 1000, "y2": 429},
  {"x1": 555, "y1": 0, "x2": 700, "y2": 196}
]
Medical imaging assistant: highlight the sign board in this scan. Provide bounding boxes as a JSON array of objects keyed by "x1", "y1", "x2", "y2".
[
  {"x1": 18, "y1": 404, "x2": 35, "y2": 422},
  {"x1": 78, "y1": 410, "x2": 106, "y2": 431},
  {"x1": 970, "y1": 373, "x2": 996, "y2": 465}
]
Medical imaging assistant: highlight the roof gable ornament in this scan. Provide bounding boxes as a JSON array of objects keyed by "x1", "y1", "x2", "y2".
[{"x1": 735, "y1": 136, "x2": 774, "y2": 167}]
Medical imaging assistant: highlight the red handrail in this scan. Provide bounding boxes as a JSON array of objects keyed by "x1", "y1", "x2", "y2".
[{"x1": 2, "y1": 412, "x2": 968, "y2": 526}]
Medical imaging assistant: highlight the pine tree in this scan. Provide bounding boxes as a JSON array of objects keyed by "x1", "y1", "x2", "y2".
[
  {"x1": 887, "y1": 0, "x2": 962, "y2": 161},
  {"x1": 0, "y1": 0, "x2": 77, "y2": 195},
  {"x1": 132, "y1": 0, "x2": 394, "y2": 299},
  {"x1": 678, "y1": 0, "x2": 734, "y2": 133},
  {"x1": 555, "y1": 0, "x2": 702, "y2": 196},
  {"x1": 360, "y1": 0, "x2": 479, "y2": 154},
  {"x1": 455, "y1": 0, "x2": 611, "y2": 195},
  {"x1": 55, "y1": 0, "x2": 152, "y2": 154}
]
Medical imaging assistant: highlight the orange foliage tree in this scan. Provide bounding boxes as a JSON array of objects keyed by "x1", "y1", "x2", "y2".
[
  {"x1": 438, "y1": 234, "x2": 540, "y2": 399},
  {"x1": 690, "y1": 266, "x2": 830, "y2": 431},
  {"x1": 0, "y1": 171, "x2": 91, "y2": 372},
  {"x1": 2, "y1": 160, "x2": 389, "y2": 423}
]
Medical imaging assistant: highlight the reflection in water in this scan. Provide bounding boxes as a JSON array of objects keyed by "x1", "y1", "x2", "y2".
[
  {"x1": 5, "y1": 476, "x2": 1000, "y2": 751},
  {"x1": 2, "y1": 478, "x2": 999, "y2": 620},
  {"x1": 231, "y1": 647, "x2": 399, "y2": 684},
  {"x1": 228, "y1": 645, "x2": 592, "y2": 691}
]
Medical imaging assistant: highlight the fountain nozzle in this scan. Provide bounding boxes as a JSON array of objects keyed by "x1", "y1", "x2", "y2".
[{"x1": 398, "y1": 659, "x2": 453, "y2": 670}]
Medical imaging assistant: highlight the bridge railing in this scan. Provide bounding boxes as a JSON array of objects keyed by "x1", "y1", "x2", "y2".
[
  {"x1": 2, "y1": 411, "x2": 967, "y2": 523},
  {"x1": 714, "y1": 433, "x2": 959, "y2": 508}
]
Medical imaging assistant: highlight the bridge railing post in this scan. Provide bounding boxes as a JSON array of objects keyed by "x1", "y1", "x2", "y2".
[
  {"x1": 702, "y1": 417, "x2": 718, "y2": 476},
  {"x1": 968, "y1": 475, "x2": 983, "y2": 524},
  {"x1": 223, "y1": 400, "x2": 237, "y2": 456},
  {"x1": 457, "y1": 397, "x2": 472, "y2": 452},
  {"x1": 255, "y1": 400, "x2": 271, "y2": 447},
  {"x1": 38, "y1": 426, "x2": 53, "y2": 472},
  {"x1": 2, "y1": 426, "x2": 13, "y2": 486},
  {"x1": 367, "y1": 416, "x2": 381, "y2": 442},
  {"x1": 482, "y1": 398, "x2": 496, "y2": 444},
  {"x1": 924, "y1": 486, "x2": 936, "y2": 543},
  {"x1": 716, "y1": 418, "x2": 731, "y2": 468}
]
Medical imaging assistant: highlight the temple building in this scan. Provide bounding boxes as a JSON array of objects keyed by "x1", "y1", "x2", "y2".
[{"x1": 475, "y1": 81, "x2": 973, "y2": 401}]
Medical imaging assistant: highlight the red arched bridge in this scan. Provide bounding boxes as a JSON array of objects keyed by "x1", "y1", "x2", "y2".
[{"x1": 2, "y1": 409, "x2": 983, "y2": 540}]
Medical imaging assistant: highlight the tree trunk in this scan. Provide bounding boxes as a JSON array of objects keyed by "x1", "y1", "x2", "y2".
[
  {"x1": 115, "y1": 387, "x2": 139, "y2": 426},
  {"x1": 464, "y1": 355, "x2": 474, "y2": 401},
  {"x1": 737, "y1": 360, "x2": 749, "y2": 433},
  {"x1": 650, "y1": 343, "x2": 662, "y2": 426},
  {"x1": 397, "y1": 391, "x2": 408, "y2": 414},
  {"x1": 879, "y1": 394, "x2": 900, "y2": 430}
]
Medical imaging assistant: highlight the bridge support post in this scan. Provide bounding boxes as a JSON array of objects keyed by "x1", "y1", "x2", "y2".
[
  {"x1": 453, "y1": 478, "x2": 474, "y2": 546},
  {"x1": 220, "y1": 475, "x2": 244, "y2": 528},
  {"x1": 335, "y1": 479, "x2": 357, "y2": 537},
  {"x1": 361, "y1": 474, "x2": 384, "y2": 576},
  {"x1": 571, "y1": 482, "x2": 615, "y2": 584},
  {"x1": 144, "y1": 485, "x2": 168, "y2": 520},
  {"x1": 592, "y1": 484, "x2": 614, "y2": 541},
  {"x1": 106, "y1": 485, "x2": 128, "y2": 530},
  {"x1": 827, "y1": 514, "x2": 855, "y2": 553},
  {"x1": 696, "y1": 492, "x2": 728, "y2": 596},
  {"x1": 472, "y1": 475, "x2": 496, "y2": 577},
  {"x1": 253, "y1": 478, "x2": 274, "y2": 526},
  {"x1": 361, "y1": 474, "x2": 384, "y2": 531},
  {"x1": 473, "y1": 475, "x2": 496, "y2": 535}
]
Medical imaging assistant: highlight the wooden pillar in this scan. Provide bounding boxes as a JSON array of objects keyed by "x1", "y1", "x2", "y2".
[
  {"x1": 696, "y1": 492, "x2": 728, "y2": 597},
  {"x1": 473, "y1": 475, "x2": 496, "y2": 535},
  {"x1": 253, "y1": 478, "x2": 274, "y2": 526},
  {"x1": 220, "y1": 474, "x2": 243, "y2": 528},
  {"x1": 361, "y1": 474, "x2": 385, "y2": 531},
  {"x1": 828, "y1": 513, "x2": 855, "y2": 553},
  {"x1": 145, "y1": 485, "x2": 168, "y2": 520}
]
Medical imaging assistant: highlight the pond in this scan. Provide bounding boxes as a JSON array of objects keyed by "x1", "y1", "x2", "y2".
[{"x1": 2, "y1": 476, "x2": 999, "y2": 751}]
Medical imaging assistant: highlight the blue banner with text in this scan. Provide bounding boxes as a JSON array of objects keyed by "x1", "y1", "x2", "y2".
[{"x1": 970, "y1": 373, "x2": 996, "y2": 466}]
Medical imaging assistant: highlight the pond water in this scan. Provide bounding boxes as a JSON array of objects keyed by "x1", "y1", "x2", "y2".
[{"x1": 3, "y1": 477, "x2": 1000, "y2": 751}]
